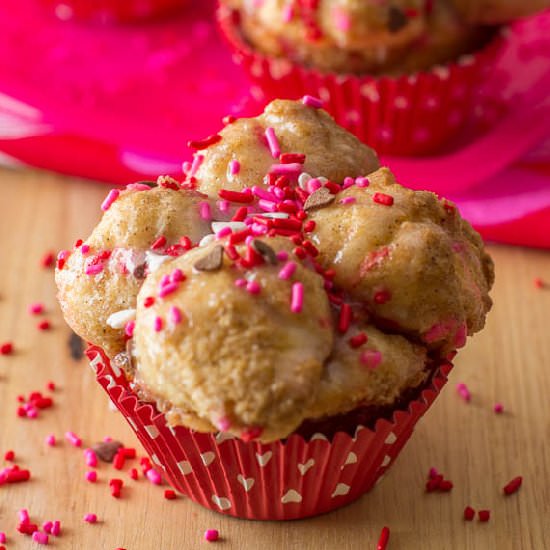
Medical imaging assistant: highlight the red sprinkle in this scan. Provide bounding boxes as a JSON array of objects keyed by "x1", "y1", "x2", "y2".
[
  {"x1": 533, "y1": 277, "x2": 545, "y2": 289},
  {"x1": 151, "y1": 235, "x2": 167, "y2": 250},
  {"x1": 164, "y1": 489, "x2": 177, "y2": 500},
  {"x1": 279, "y1": 153, "x2": 306, "y2": 164},
  {"x1": 373, "y1": 193, "x2": 394, "y2": 206},
  {"x1": 187, "y1": 134, "x2": 222, "y2": 150},
  {"x1": 338, "y1": 303, "x2": 352, "y2": 334},
  {"x1": 240, "y1": 426, "x2": 263, "y2": 442},
  {"x1": 478, "y1": 510, "x2": 491, "y2": 522},
  {"x1": 1, "y1": 342, "x2": 13, "y2": 355},
  {"x1": 463, "y1": 506, "x2": 475, "y2": 521},
  {"x1": 377, "y1": 526, "x2": 390, "y2": 550},
  {"x1": 4, "y1": 450, "x2": 15, "y2": 461},
  {"x1": 374, "y1": 289, "x2": 391, "y2": 304},
  {"x1": 41, "y1": 251, "x2": 55, "y2": 268},
  {"x1": 503, "y1": 476, "x2": 523, "y2": 496},
  {"x1": 218, "y1": 189, "x2": 254, "y2": 204},
  {"x1": 37, "y1": 320, "x2": 51, "y2": 331},
  {"x1": 143, "y1": 296, "x2": 155, "y2": 308},
  {"x1": 348, "y1": 333, "x2": 367, "y2": 349}
]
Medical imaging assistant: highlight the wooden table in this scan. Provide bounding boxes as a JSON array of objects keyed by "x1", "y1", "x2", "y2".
[{"x1": 0, "y1": 168, "x2": 549, "y2": 550}]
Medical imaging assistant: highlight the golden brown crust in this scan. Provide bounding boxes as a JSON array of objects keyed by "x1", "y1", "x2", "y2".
[{"x1": 451, "y1": 0, "x2": 549, "y2": 24}]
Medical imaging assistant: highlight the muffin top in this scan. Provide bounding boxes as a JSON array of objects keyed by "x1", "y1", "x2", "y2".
[
  {"x1": 56, "y1": 98, "x2": 493, "y2": 442},
  {"x1": 222, "y1": 0, "x2": 490, "y2": 74}
]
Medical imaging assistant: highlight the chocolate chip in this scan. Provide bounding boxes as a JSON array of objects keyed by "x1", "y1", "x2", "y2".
[
  {"x1": 194, "y1": 245, "x2": 224, "y2": 272},
  {"x1": 251, "y1": 240, "x2": 278, "y2": 265},
  {"x1": 133, "y1": 263, "x2": 146, "y2": 279},
  {"x1": 92, "y1": 440, "x2": 124, "y2": 463},
  {"x1": 388, "y1": 6, "x2": 408, "y2": 33},
  {"x1": 303, "y1": 187, "x2": 335, "y2": 211},
  {"x1": 68, "y1": 331, "x2": 84, "y2": 361}
]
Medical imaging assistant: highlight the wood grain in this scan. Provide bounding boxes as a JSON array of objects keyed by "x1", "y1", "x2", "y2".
[{"x1": 0, "y1": 168, "x2": 549, "y2": 550}]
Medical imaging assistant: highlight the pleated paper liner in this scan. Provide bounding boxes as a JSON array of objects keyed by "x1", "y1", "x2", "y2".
[
  {"x1": 217, "y1": 4, "x2": 506, "y2": 156},
  {"x1": 38, "y1": 0, "x2": 188, "y2": 22},
  {"x1": 88, "y1": 345, "x2": 452, "y2": 520}
]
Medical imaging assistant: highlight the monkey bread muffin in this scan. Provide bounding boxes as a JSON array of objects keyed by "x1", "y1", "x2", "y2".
[{"x1": 59, "y1": 98, "x2": 494, "y2": 519}]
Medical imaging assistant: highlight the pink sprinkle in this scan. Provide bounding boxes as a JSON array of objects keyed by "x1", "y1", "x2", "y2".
[
  {"x1": 342, "y1": 177, "x2": 355, "y2": 189},
  {"x1": 182, "y1": 161, "x2": 191, "y2": 173},
  {"x1": 290, "y1": 282, "x2": 304, "y2": 313},
  {"x1": 454, "y1": 323, "x2": 467, "y2": 348},
  {"x1": 360, "y1": 350, "x2": 382, "y2": 369},
  {"x1": 355, "y1": 177, "x2": 370, "y2": 187},
  {"x1": 171, "y1": 269, "x2": 185, "y2": 283},
  {"x1": 80, "y1": 244, "x2": 90, "y2": 255},
  {"x1": 154, "y1": 316, "x2": 163, "y2": 332},
  {"x1": 32, "y1": 532, "x2": 48, "y2": 545},
  {"x1": 234, "y1": 278, "x2": 247, "y2": 288},
  {"x1": 18, "y1": 509, "x2": 29, "y2": 523},
  {"x1": 45, "y1": 434, "x2": 56, "y2": 446},
  {"x1": 43, "y1": 521, "x2": 53, "y2": 534},
  {"x1": 216, "y1": 226, "x2": 233, "y2": 239},
  {"x1": 26, "y1": 406, "x2": 38, "y2": 418},
  {"x1": 265, "y1": 127, "x2": 281, "y2": 159},
  {"x1": 252, "y1": 185, "x2": 278, "y2": 202},
  {"x1": 246, "y1": 280, "x2": 261, "y2": 295},
  {"x1": 258, "y1": 199, "x2": 277, "y2": 212},
  {"x1": 306, "y1": 178, "x2": 322, "y2": 194},
  {"x1": 276, "y1": 251, "x2": 289, "y2": 261},
  {"x1": 332, "y1": 6, "x2": 351, "y2": 30},
  {"x1": 169, "y1": 306, "x2": 183, "y2": 326},
  {"x1": 126, "y1": 183, "x2": 152, "y2": 191},
  {"x1": 85, "y1": 263, "x2": 103, "y2": 276},
  {"x1": 124, "y1": 321, "x2": 135, "y2": 338},
  {"x1": 51, "y1": 521, "x2": 61, "y2": 537},
  {"x1": 302, "y1": 95, "x2": 323, "y2": 109},
  {"x1": 217, "y1": 417, "x2": 231, "y2": 431},
  {"x1": 146, "y1": 469, "x2": 162, "y2": 485},
  {"x1": 269, "y1": 163, "x2": 302, "y2": 175},
  {"x1": 160, "y1": 274, "x2": 170, "y2": 287},
  {"x1": 0, "y1": 533, "x2": 6, "y2": 543},
  {"x1": 84, "y1": 514, "x2": 97, "y2": 524},
  {"x1": 85, "y1": 471, "x2": 98, "y2": 483},
  {"x1": 199, "y1": 201, "x2": 212, "y2": 221},
  {"x1": 456, "y1": 383, "x2": 471, "y2": 402},
  {"x1": 204, "y1": 529, "x2": 219, "y2": 542},
  {"x1": 85, "y1": 449, "x2": 98, "y2": 467},
  {"x1": 228, "y1": 160, "x2": 240, "y2": 175},
  {"x1": 282, "y1": 4, "x2": 294, "y2": 21},
  {"x1": 428, "y1": 467, "x2": 439, "y2": 479},
  {"x1": 494, "y1": 403, "x2": 504, "y2": 414},
  {"x1": 278, "y1": 261, "x2": 297, "y2": 280},
  {"x1": 159, "y1": 282, "x2": 180, "y2": 299},
  {"x1": 340, "y1": 197, "x2": 356, "y2": 205},
  {"x1": 28, "y1": 302, "x2": 44, "y2": 315},
  {"x1": 65, "y1": 431, "x2": 82, "y2": 447},
  {"x1": 101, "y1": 189, "x2": 121, "y2": 211},
  {"x1": 217, "y1": 200, "x2": 230, "y2": 213},
  {"x1": 190, "y1": 154, "x2": 204, "y2": 177}
]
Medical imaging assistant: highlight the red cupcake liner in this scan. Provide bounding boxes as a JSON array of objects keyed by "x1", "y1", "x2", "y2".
[
  {"x1": 217, "y1": 4, "x2": 506, "y2": 156},
  {"x1": 88, "y1": 345, "x2": 452, "y2": 520},
  {"x1": 40, "y1": 0, "x2": 188, "y2": 22}
]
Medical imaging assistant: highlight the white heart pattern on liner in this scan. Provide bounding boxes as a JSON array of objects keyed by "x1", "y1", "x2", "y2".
[
  {"x1": 256, "y1": 451, "x2": 273, "y2": 467},
  {"x1": 215, "y1": 432, "x2": 235, "y2": 444},
  {"x1": 385, "y1": 432, "x2": 397, "y2": 445},
  {"x1": 281, "y1": 490, "x2": 302, "y2": 504},
  {"x1": 144, "y1": 425, "x2": 160, "y2": 439},
  {"x1": 331, "y1": 483, "x2": 351, "y2": 498},
  {"x1": 310, "y1": 433, "x2": 328, "y2": 441},
  {"x1": 211, "y1": 495, "x2": 232, "y2": 511},
  {"x1": 177, "y1": 461, "x2": 193, "y2": 475},
  {"x1": 297, "y1": 458, "x2": 315, "y2": 476},
  {"x1": 89, "y1": 354, "x2": 103, "y2": 373},
  {"x1": 237, "y1": 474, "x2": 255, "y2": 492},
  {"x1": 104, "y1": 375, "x2": 116, "y2": 390},
  {"x1": 381, "y1": 455, "x2": 391, "y2": 467},
  {"x1": 201, "y1": 452, "x2": 216, "y2": 467},
  {"x1": 343, "y1": 452, "x2": 357, "y2": 466}
]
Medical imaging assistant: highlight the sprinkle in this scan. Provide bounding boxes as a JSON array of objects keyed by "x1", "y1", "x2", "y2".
[
  {"x1": 302, "y1": 95, "x2": 323, "y2": 109},
  {"x1": 235, "y1": 278, "x2": 247, "y2": 288},
  {"x1": 56, "y1": 250, "x2": 70, "y2": 270},
  {"x1": 304, "y1": 187, "x2": 335, "y2": 211},
  {"x1": 204, "y1": 529, "x2": 219, "y2": 542},
  {"x1": 377, "y1": 526, "x2": 390, "y2": 550},
  {"x1": 278, "y1": 261, "x2": 297, "y2": 281},
  {"x1": 18, "y1": 509, "x2": 29, "y2": 523},
  {"x1": 101, "y1": 189, "x2": 120, "y2": 211},
  {"x1": 265, "y1": 127, "x2": 281, "y2": 158},
  {"x1": 478, "y1": 510, "x2": 491, "y2": 522},
  {"x1": 228, "y1": 160, "x2": 241, "y2": 175},
  {"x1": 194, "y1": 245, "x2": 224, "y2": 272},
  {"x1": 81, "y1": 244, "x2": 90, "y2": 254},
  {"x1": 154, "y1": 316, "x2": 164, "y2": 332},
  {"x1": 146, "y1": 469, "x2": 162, "y2": 485},
  {"x1": 246, "y1": 281, "x2": 261, "y2": 295},
  {"x1": 51, "y1": 521, "x2": 61, "y2": 537},
  {"x1": 126, "y1": 182, "x2": 154, "y2": 191},
  {"x1": 503, "y1": 476, "x2": 523, "y2": 495},
  {"x1": 109, "y1": 478, "x2": 123, "y2": 498},
  {"x1": 373, "y1": 193, "x2": 394, "y2": 206},
  {"x1": 28, "y1": 302, "x2": 45, "y2": 315},
  {"x1": 86, "y1": 471, "x2": 98, "y2": 483},
  {"x1": 463, "y1": 506, "x2": 475, "y2": 521},
  {"x1": 190, "y1": 154, "x2": 204, "y2": 177},
  {"x1": 218, "y1": 189, "x2": 254, "y2": 204},
  {"x1": 187, "y1": 134, "x2": 222, "y2": 150},
  {"x1": 169, "y1": 306, "x2": 183, "y2": 326},
  {"x1": 129, "y1": 468, "x2": 138, "y2": 480},
  {"x1": 164, "y1": 489, "x2": 177, "y2": 500},
  {"x1": 151, "y1": 235, "x2": 167, "y2": 250},
  {"x1": 360, "y1": 350, "x2": 382, "y2": 369},
  {"x1": 85, "y1": 263, "x2": 103, "y2": 276},
  {"x1": 306, "y1": 178, "x2": 322, "y2": 194},
  {"x1": 340, "y1": 196, "x2": 356, "y2": 205},
  {"x1": 106, "y1": 309, "x2": 136, "y2": 329},
  {"x1": 456, "y1": 383, "x2": 471, "y2": 402},
  {"x1": 374, "y1": 289, "x2": 392, "y2": 304},
  {"x1": 241, "y1": 426, "x2": 263, "y2": 441},
  {"x1": 41, "y1": 251, "x2": 55, "y2": 268},
  {"x1": 269, "y1": 163, "x2": 302, "y2": 176},
  {"x1": 0, "y1": 533, "x2": 5, "y2": 543},
  {"x1": 45, "y1": 434, "x2": 56, "y2": 446},
  {"x1": 3, "y1": 450, "x2": 14, "y2": 461},
  {"x1": 65, "y1": 431, "x2": 82, "y2": 447},
  {"x1": 85, "y1": 449, "x2": 98, "y2": 467},
  {"x1": 290, "y1": 282, "x2": 304, "y2": 313},
  {"x1": 494, "y1": 402, "x2": 504, "y2": 414},
  {"x1": 349, "y1": 333, "x2": 368, "y2": 348},
  {"x1": 212, "y1": 221, "x2": 247, "y2": 234},
  {"x1": 199, "y1": 201, "x2": 212, "y2": 221},
  {"x1": 84, "y1": 513, "x2": 97, "y2": 524},
  {"x1": 338, "y1": 303, "x2": 352, "y2": 333},
  {"x1": 0, "y1": 342, "x2": 13, "y2": 355},
  {"x1": 32, "y1": 532, "x2": 48, "y2": 545},
  {"x1": 125, "y1": 321, "x2": 135, "y2": 338},
  {"x1": 159, "y1": 282, "x2": 180, "y2": 299},
  {"x1": 280, "y1": 153, "x2": 305, "y2": 164},
  {"x1": 534, "y1": 277, "x2": 545, "y2": 289}
]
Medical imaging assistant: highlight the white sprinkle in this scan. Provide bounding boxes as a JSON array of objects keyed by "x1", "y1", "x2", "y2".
[
  {"x1": 298, "y1": 172, "x2": 312, "y2": 190},
  {"x1": 106, "y1": 309, "x2": 136, "y2": 329},
  {"x1": 211, "y1": 221, "x2": 247, "y2": 233},
  {"x1": 145, "y1": 251, "x2": 170, "y2": 273},
  {"x1": 261, "y1": 212, "x2": 290, "y2": 219},
  {"x1": 199, "y1": 234, "x2": 216, "y2": 247}
]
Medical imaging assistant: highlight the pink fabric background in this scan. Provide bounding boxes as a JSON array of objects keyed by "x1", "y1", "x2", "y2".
[{"x1": 0, "y1": 0, "x2": 548, "y2": 247}]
